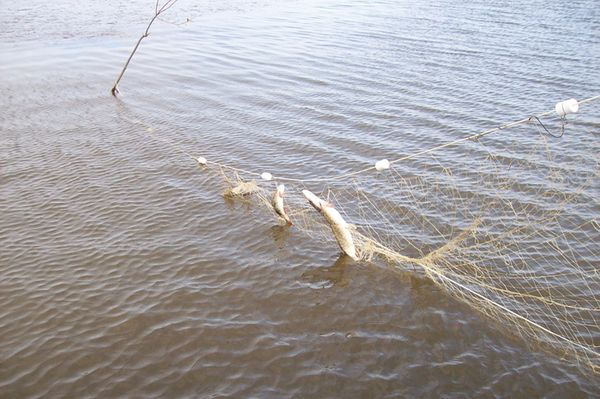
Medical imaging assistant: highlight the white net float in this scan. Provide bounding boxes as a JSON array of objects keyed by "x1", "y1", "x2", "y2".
[
  {"x1": 555, "y1": 98, "x2": 579, "y2": 117},
  {"x1": 375, "y1": 159, "x2": 390, "y2": 171}
]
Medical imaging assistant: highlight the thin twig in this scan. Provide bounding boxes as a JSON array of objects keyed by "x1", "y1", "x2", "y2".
[{"x1": 111, "y1": 0, "x2": 180, "y2": 96}]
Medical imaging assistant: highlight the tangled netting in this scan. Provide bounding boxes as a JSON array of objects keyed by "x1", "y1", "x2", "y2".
[{"x1": 126, "y1": 99, "x2": 600, "y2": 373}]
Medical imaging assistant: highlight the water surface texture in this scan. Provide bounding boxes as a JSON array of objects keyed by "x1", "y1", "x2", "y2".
[{"x1": 1, "y1": 0, "x2": 600, "y2": 397}]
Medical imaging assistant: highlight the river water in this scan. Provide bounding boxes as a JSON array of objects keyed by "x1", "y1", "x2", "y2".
[{"x1": 1, "y1": 0, "x2": 600, "y2": 397}]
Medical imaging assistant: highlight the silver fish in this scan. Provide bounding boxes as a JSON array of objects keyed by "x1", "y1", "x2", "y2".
[
  {"x1": 272, "y1": 184, "x2": 292, "y2": 225},
  {"x1": 302, "y1": 190, "x2": 358, "y2": 260}
]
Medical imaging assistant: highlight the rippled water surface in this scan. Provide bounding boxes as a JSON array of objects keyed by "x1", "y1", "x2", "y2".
[{"x1": 2, "y1": 0, "x2": 600, "y2": 397}]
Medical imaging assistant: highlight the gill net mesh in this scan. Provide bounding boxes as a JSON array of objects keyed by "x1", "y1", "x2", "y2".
[{"x1": 123, "y1": 98, "x2": 600, "y2": 373}]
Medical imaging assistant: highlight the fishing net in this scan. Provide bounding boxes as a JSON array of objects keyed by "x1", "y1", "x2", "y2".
[{"x1": 124, "y1": 99, "x2": 600, "y2": 373}]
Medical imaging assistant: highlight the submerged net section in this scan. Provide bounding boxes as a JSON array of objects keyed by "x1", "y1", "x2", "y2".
[{"x1": 123, "y1": 100, "x2": 600, "y2": 373}]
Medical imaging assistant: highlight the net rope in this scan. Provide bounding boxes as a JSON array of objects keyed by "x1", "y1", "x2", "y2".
[{"x1": 120, "y1": 95, "x2": 600, "y2": 373}]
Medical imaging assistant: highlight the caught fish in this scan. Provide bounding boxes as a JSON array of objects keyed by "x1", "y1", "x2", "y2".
[
  {"x1": 272, "y1": 184, "x2": 292, "y2": 225},
  {"x1": 302, "y1": 190, "x2": 358, "y2": 260},
  {"x1": 223, "y1": 180, "x2": 259, "y2": 197}
]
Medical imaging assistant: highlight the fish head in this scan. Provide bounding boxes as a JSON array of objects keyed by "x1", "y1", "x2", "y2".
[
  {"x1": 302, "y1": 189, "x2": 324, "y2": 211},
  {"x1": 277, "y1": 184, "x2": 285, "y2": 197}
]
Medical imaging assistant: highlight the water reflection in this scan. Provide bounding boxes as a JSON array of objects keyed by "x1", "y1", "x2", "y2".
[
  {"x1": 1, "y1": 0, "x2": 599, "y2": 396},
  {"x1": 222, "y1": 194, "x2": 255, "y2": 211},
  {"x1": 269, "y1": 224, "x2": 291, "y2": 249},
  {"x1": 301, "y1": 254, "x2": 352, "y2": 289}
]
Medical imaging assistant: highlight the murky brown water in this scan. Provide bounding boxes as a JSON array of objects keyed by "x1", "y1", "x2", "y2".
[{"x1": 2, "y1": 0, "x2": 600, "y2": 397}]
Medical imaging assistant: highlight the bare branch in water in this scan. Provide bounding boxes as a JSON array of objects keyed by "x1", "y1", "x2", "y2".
[
  {"x1": 111, "y1": 0, "x2": 180, "y2": 96},
  {"x1": 159, "y1": 0, "x2": 179, "y2": 13}
]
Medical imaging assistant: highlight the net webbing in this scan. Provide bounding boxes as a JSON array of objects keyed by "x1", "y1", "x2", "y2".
[{"x1": 123, "y1": 97, "x2": 600, "y2": 373}]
